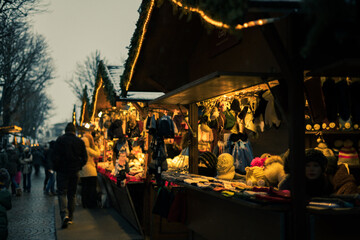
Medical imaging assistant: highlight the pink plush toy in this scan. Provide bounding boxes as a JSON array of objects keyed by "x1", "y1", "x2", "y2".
[{"x1": 250, "y1": 157, "x2": 266, "y2": 167}]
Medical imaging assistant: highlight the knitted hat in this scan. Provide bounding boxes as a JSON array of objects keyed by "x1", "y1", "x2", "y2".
[
  {"x1": 216, "y1": 153, "x2": 235, "y2": 180},
  {"x1": 338, "y1": 139, "x2": 360, "y2": 166},
  {"x1": 305, "y1": 149, "x2": 328, "y2": 172},
  {"x1": 65, "y1": 122, "x2": 76, "y2": 133},
  {"x1": 199, "y1": 151, "x2": 218, "y2": 177},
  {"x1": 199, "y1": 151, "x2": 217, "y2": 170}
]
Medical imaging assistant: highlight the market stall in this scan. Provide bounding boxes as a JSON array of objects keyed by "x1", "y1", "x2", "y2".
[{"x1": 119, "y1": 0, "x2": 360, "y2": 239}]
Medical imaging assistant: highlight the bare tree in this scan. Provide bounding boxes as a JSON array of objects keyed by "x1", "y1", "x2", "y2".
[
  {"x1": 0, "y1": 19, "x2": 54, "y2": 127},
  {"x1": 0, "y1": 0, "x2": 45, "y2": 38},
  {"x1": 66, "y1": 50, "x2": 107, "y2": 101},
  {"x1": 13, "y1": 86, "x2": 52, "y2": 138}
]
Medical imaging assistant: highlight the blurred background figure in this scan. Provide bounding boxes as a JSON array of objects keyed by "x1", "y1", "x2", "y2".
[
  {"x1": 20, "y1": 147, "x2": 33, "y2": 193},
  {"x1": 5, "y1": 144, "x2": 21, "y2": 196},
  {"x1": 31, "y1": 146, "x2": 45, "y2": 177}
]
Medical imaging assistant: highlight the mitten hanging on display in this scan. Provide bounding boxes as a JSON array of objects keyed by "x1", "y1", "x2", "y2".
[
  {"x1": 254, "y1": 92, "x2": 267, "y2": 131},
  {"x1": 262, "y1": 90, "x2": 281, "y2": 128}
]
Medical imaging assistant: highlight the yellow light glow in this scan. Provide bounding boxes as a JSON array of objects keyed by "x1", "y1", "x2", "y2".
[
  {"x1": 98, "y1": 111, "x2": 103, "y2": 118},
  {"x1": 126, "y1": 0, "x2": 155, "y2": 91},
  {"x1": 80, "y1": 102, "x2": 86, "y2": 126},
  {"x1": 170, "y1": 0, "x2": 278, "y2": 31},
  {"x1": 91, "y1": 78, "x2": 103, "y2": 121},
  {"x1": 85, "y1": 123, "x2": 91, "y2": 129}
]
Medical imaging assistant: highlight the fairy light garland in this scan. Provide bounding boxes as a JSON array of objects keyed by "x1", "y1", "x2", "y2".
[
  {"x1": 80, "y1": 101, "x2": 86, "y2": 126},
  {"x1": 91, "y1": 78, "x2": 103, "y2": 121},
  {"x1": 170, "y1": 0, "x2": 278, "y2": 30},
  {"x1": 126, "y1": 0, "x2": 155, "y2": 91},
  {"x1": 124, "y1": 0, "x2": 282, "y2": 92}
]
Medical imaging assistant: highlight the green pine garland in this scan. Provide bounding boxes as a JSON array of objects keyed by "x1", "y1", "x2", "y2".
[
  {"x1": 90, "y1": 60, "x2": 117, "y2": 117},
  {"x1": 79, "y1": 85, "x2": 91, "y2": 124}
]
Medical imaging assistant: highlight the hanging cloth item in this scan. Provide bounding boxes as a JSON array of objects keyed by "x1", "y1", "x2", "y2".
[
  {"x1": 231, "y1": 139, "x2": 254, "y2": 174},
  {"x1": 262, "y1": 90, "x2": 281, "y2": 128}
]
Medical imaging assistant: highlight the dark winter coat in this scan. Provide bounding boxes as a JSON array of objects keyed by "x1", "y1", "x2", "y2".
[
  {"x1": 52, "y1": 132, "x2": 87, "y2": 174},
  {"x1": 0, "y1": 189, "x2": 11, "y2": 239},
  {"x1": 5, "y1": 149, "x2": 20, "y2": 176},
  {"x1": 332, "y1": 164, "x2": 360, "y2": 195},
  {"x1": 0, "y1": 151, "x2": 8, "y2": 169},
  {"x1": 32, "y1": 149, "x2": 45, "y2": 166}
]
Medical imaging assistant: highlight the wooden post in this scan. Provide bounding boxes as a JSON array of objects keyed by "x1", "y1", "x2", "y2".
[
  {"x1": 189, "y1": 103, "x2": 198, "y2": 174},
  {"x1": 261, "y1": 17, "x2": 306, "y2": 240}
]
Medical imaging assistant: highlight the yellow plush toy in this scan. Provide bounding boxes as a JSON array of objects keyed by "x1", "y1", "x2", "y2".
[
  {"x1": 245, "y1": 166, "x2": 266, "y2": 186},
  {"x1": 263, "y1": 155, "x2": 286, "y2": 187}
]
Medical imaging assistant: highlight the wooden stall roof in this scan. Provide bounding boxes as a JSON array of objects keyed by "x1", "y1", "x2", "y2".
[
  {"x1": 306, "y1": 59, "x2": 360, "y2": 77},
  {"x1": 0, "y1": 125, "x2": 22, "y2": 134},
  {"x1": 117, "y1": 91, "x2": 164, "y2": 102},
  {"x1": 120, "y1": 0, "x2": 298, "y2": 97},
  {"x1": 150, "y1": 71, "x2": 281, "y2": 105}
]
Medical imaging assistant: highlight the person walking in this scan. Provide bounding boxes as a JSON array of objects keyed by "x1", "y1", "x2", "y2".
[
  {"x1": 5, "y1": 144, "x2": 21, "y2": 196},
  {"x1": 0, "y1": 168, "x2": 12, "y2": 240},
  {"x1": 52, "y1": 123, "x2": 87, "y2": 229},
  {"x1": 43, "y1": 141, "x2": 56, "y2": 195},
  {"x1": 31, "y1": 146, "x2": 44, "y2": 177},
  {"x1": 79, "y1": 133, "x2": 100, "y2": 208},
  {"x1": 19, "y1": 147, "x2": 33, "y2": 193},
  {"x1": 0, "y1": 147, "x2": 8, "y2": 169}
]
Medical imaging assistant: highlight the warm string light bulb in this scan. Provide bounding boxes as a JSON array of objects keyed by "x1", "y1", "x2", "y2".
[
  {"x1": 91, "y1": 79, "x2": 103, "y2": 121},
  {"x1": 80, "y1": 101, "x2": 86, "y2": 126},
  {"x1": 126, "y1": 0, "x2": 155, "y2": 91}
]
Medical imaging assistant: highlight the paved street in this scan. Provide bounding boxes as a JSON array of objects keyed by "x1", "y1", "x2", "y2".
[
  {"x1": 6, "y1": 170, "x2": 143, "y2": 240},
  {"x1": 8, "y1": 171, "x2": 56, "y2": 240}
]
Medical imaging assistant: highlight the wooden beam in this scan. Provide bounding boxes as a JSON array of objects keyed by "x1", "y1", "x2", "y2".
[
  {"x1": 261, "y1": 17, "x2": 306, "y2": 240},
  {"x1": 189, "y1": 103, "x2": 198, "y2": 174}
]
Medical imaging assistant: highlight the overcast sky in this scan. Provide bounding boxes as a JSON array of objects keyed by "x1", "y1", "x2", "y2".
[{"x1": 31, "y1": 0, "x2": 142, "y2": 125}]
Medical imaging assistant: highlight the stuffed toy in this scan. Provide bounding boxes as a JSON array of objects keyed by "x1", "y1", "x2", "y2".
[
  {"x1": 250, "y1": 157, "x2": 266, "y2": 167},
  {"x1": 263, "y1": 155, "x2": 286, "y2": 187},
  {"x1": 245, "y1": 166, "x2": 266, "y2": 186},
  {"x1": 216, "y1": 153, "x2": 235, "y2": 180}
]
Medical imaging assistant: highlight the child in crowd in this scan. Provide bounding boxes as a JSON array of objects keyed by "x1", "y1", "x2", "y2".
[{"x1": 0, "y1": 168, "x2": 12, "y2": 239}]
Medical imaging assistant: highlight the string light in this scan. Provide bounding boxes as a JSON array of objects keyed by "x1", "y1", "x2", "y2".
[
  {"x1": 170, "y1": 0, "x2": 279, "y2": 30},
  {"x1": 80, "y1": 101, "x2": 86, "y2": 126},
  {"x1": 126, "y1": 0, "x2": 155, "y2": 91},
  {"x1": 125, "y1": 0, "x2": 282, "y2": 91},
  {"x1": 91, "y1": 78, "x2": 103, "y2": 121}
]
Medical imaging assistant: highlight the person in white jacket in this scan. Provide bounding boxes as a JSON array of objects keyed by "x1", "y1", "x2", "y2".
[
  {"x1": 79, "y1": 134, "x2": 100, "y2": 208},
  {"x1": 20, "y1": 147, "x2": 33, "y2": 193}
]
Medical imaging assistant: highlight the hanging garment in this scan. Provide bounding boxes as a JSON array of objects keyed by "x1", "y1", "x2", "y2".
[
  {"x1": 230, "y1": 139, "x2": 254, "y2": 174},
  {"x1": 262, "y1": 90, "x2": 281, "y2": 128}
]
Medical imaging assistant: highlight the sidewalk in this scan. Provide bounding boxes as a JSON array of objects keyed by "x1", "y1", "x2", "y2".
[
  {"x1": 7, "y1": 169, "x2": 143, "y2": 240},
  {"x1": 55, "y1": 200, "x2": 144, "y2": 240}
]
